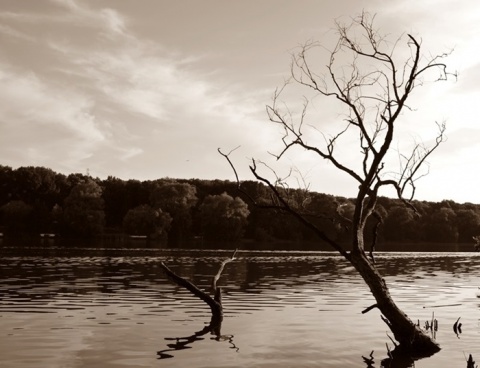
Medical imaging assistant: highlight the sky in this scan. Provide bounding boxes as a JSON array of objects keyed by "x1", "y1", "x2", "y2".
[{"x1": 1, "y1": 0, "x2": 479, "y2": 204}]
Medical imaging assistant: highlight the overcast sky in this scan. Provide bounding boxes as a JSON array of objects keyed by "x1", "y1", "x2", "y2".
[{"x1": 1, "y1": 0, "x2": 479, "y2": 203}]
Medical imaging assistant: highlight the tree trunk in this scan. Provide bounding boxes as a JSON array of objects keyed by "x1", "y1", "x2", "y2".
[{"x1": 348, "y1": 249, "x2": 440, "y2": 356}]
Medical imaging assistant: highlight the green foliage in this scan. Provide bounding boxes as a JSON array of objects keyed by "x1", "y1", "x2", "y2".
[
  {"x1": 123, "y1": 205, "x2": 172, "y2": 238},
  {"x1": 199, "y1": 192, "x2": 250, "y2": 241}
]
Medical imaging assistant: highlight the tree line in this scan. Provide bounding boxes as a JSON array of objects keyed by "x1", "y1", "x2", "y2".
[{"x1": 0, "y1": 165, "x2": 479, "y2": 246}]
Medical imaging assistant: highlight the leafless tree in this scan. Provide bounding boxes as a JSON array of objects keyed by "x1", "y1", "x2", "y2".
[
  {"x1": 158, "y1": 252, "x2": 238, "y2": 359},
  {"x1": 221, "y1": 12, "x2": 454, "y2": 356},
  {"x1": 160, "y1": 249, "x2": 237, "y2": 321}
]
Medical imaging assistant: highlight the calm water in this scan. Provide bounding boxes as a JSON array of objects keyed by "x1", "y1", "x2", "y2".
[{"x1": 1, "y1": 247, "x2": 480, "y2": 367}]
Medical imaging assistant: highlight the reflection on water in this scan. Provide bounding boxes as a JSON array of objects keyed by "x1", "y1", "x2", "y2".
[
  {"x1": 1, "y1": 248, "x2": 480, "y2": 367},
  {"x1": 157, "y1": 313, "x2": 239, "y2": 360}
]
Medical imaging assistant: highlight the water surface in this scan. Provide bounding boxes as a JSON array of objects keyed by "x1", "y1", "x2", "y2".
[{"x1": 1, "y1": 248, "x2": 480, "y2": 367}]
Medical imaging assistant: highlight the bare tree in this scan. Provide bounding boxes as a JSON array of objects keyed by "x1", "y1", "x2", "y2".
[
  {"x1": 160, "y1": 250, "x2": 237, "y2": 321},
  {"x1": 158, "y1": 251, "x2": 238, "y2": 359},
  {"x1": 221, "y1": 13, "x2": 454, "y2": 356}
]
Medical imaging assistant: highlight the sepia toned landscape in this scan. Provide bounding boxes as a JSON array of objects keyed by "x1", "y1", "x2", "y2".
[{"x1": 2, "y1": 1, "x2": 480, "y2": 367}]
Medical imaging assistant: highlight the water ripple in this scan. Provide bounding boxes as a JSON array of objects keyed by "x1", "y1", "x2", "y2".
[{"x1": 1, "y1": 251, "x2": 480, "y2": 367}]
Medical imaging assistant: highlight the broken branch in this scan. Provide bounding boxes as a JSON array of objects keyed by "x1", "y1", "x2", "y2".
[{"x1": 362, "y1": 304, "x2": 378, "y2": 314}]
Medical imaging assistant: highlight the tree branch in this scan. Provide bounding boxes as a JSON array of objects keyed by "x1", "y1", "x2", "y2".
[
  {"x1": 160, "y1": 262, "x2": 222, "y2": 316},
  {"x1": 160, "y1": 250, "x2": 237, "y2": 317},
  {"x1": 249, "y1": 159, "x2": 350, "y2": 259}
]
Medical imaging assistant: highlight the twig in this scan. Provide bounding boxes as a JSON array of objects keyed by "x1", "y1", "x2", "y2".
[
  {"x1": 362, "y1": 304, "x2": 378, "y2": 314},
  {"x1": 423, "y1": 303, "x2": 462, "y2": 308},
  {"x1": 212, "y1": 249, "x2": 238, "y2": 293}
]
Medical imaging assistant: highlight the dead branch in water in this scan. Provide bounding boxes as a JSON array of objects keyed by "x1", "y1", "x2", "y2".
[
  {"x1": 160, "y1": 249, "x2": 237, "y2": 318},
  {"x1": 211, "y1": 248, "x2": 238, "y2": 299}
]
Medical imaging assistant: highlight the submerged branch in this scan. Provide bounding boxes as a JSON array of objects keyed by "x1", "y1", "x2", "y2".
[
  {"x1": 160, "y1": 262, "x2": 222, "y2": 316},
  {"x1": 211, "y1": 249, "x2": 238, "y2": 295},
  {"x1": 158, "y1": 251, "x2": 238, "y2": 359},
  {"x1": 160, "y1": 250, "x2": 237, "y2": 317}
]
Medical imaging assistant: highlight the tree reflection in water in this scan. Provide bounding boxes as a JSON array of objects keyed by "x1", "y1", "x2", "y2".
[
  {"x1": 157, "y1": 315, "x2": 238, "y2": 359},
  {"x1": 361, "y1": 318, "x2": 475, "y2": 368},
  {"x1": 361, "y1": 348, "x2": 418, "y2": 368},
  {"x1": 157, "y1": 250, "x2": 238, "y2": 360},
  {"x1": 361, "y1": 323, "x2": 439, "y2": 368}
]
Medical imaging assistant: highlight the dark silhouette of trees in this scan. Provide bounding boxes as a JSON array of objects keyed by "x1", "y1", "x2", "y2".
[
  {"x1": 0, "y1": 200, "x2": 33, "y2": 235},
  {"x1": 102, "y1": 176, "x2": 128, "y2": 228},
  {"x1": 221, "y1": 12, "x2": 454, "y2": 356},
  {"x1": 62, "y1": 178, "x2": 105, "y2": 237},
  {"x1": 383, "y1": 206, "x2": 417, "y2": 241},
  {"x1": 199, "y1": 192, "x2": 249, "y2": 241},
  {"x1": 150, "y1": 180, "x2": 198, "y2": 245},
  {"x1": 11, "y1": 166, "x2": 57, "y2": 205},
  {"x1": 456, "y1": 209, "x2": 480, "y2": 243},
  {"x1": 0, "y1": 166, "x2": 13, "y2": 206},
  {"x1": 123, "y1": 204, "x2": 172, "y2": 239},
  {"x1": 3, "y1": 164, "x2": 480, "y2": 246},
  {"x1": 426, "y1": 207, "x2": 458, "y2": 242}
]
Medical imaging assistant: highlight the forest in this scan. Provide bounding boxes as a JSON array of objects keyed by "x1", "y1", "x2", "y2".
[{"x1": 1, "y1": 164, "x2": 479, "y2": 248}]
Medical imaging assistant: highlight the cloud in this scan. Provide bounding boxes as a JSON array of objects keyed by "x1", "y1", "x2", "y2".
[
  {"x1": 0, "y1": 0, "x2": 128, "y2": 41},
  {"x1": 100, "y1": 8, "x2": 127, "y2": 36},
  {"x1": 2, "y1": 0, "x2": 476, "y2": 203},
  {"x1": 0, "y1": 23, "x2": 35, "y2": 42},
  {"x1": 0, "y1": 63, "x2": 106, "y2": 170},
  {"x1": 0, "y1": 64, "x2": 104, "y2": 139},
  {"x1": 0, "y1": 0, "x2": 275, "y2": 180},
  {"x1": 119, "y1": 147, "x2": 143, "y2": 161}
]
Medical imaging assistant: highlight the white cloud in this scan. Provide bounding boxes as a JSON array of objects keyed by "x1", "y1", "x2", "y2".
[
  {"x1": 0, "y1": 63, "x2": 106, "y2": 171},
  {"x1": 0, "y1": 0, "x2": 276, "y2": 181},
  {"x1": 100, "y1": 8, "x2": 127, "y2": 36},
  {"x1": 0, "y1": 65, "x2": 104, "y2": 142},
  {"x1": 1, "y1": 0, "x2": 479, "y2": 202},
  {"x1": 119, "y1": 147, "x2": 143, "y2": 161},
  {"x1": 0, "y1": 23, "x2": 34, "y2": 41}
]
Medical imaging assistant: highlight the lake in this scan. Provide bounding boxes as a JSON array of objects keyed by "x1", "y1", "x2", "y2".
[{"x1": 1, "y1": 246, "x2": 480, "y2": 367}]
